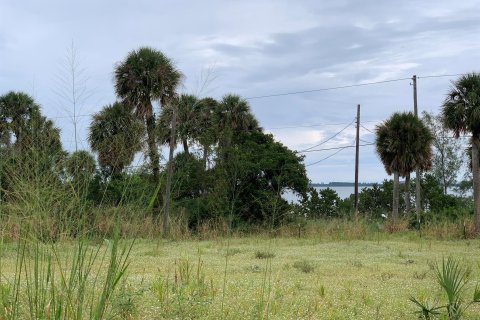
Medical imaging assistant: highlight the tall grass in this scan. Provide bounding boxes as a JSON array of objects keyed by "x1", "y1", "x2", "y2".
[{"x1": 0, "y1": 231, "x2": 132, "y2": 319}]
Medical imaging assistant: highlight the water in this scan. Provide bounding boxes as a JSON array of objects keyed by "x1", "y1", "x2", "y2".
[{"x1": 283, "y1": 186, "x2": 371, "y2": 203}]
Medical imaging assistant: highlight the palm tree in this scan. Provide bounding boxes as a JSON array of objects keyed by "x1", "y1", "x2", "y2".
[
  {"x1": 114, "y1": 47, "x2": 182, "y2": 179},
  {"x1": 65, "y1": 150, "x2": 96, "y2": 195},
  {"x1": 0, "y1": 91, "x2": 38, "y2": 149},
  {"x1": 214, "y1": 94, "x2": 259, "y2": 162},
  {"x1": 442, "y1": 73, "x2": 480, "y2": 234},
  {"x1": 157, "y1": 94, "x2": 199, "y2": 156},
  {"x1": 376, "y1": 112, "x2": 433, "y2": 220},
  {"x1": 89, "y1": 102, "x2": 143, "y2": 176},
  {"x1": 196, "y1": 97, "x2": 218, "y2": 169}
]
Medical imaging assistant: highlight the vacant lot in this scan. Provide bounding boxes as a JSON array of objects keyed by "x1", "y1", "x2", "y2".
[{"x1": 1, "y1": 234, "x2": 480, "y2": 319}]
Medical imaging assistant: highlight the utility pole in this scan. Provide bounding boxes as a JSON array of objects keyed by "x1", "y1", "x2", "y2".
[
  {"x1": 354, "y1": 104, "x2": 360, "y2": 219},
  {"x1": 413, "y1": 75, "x2": 421, "y2": 224}
]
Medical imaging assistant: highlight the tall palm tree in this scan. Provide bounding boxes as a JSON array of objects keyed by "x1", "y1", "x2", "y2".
[
  {"x1": 376, "y1": 112, "x2": 433, "y2": 220},
  {"x1": 157, "y1": 94, "x2": 199, "y2": 155},
  {"x1": 442, "y1": 72, "x2": 480, "y2": 234},
  {"x1": 214, "y1": 94, "x2": 259, "y2": 162},
  {"x1": 89, "y1": 102, "x2": 143, "y2": 175},
  {"x1": 114, "y1": 47, "x2": 182, "y2": 179}
]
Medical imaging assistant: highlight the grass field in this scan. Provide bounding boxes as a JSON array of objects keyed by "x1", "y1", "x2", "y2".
[{"x1": 1, "y1": 232, "x2": 480, "y2": 319}]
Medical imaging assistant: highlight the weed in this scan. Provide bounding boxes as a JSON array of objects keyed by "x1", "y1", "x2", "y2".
[
  {"x1": 255, "y1": 250, "x2": 275, "y2": 259},
  {"x1": 318, "y1": 284, "x2": 325, "y2": 297},
  {"x1": 413, "y1": 270, "x2": 428, "y2": 280},
  {"x1": 112, "y1": 282, "x2": 138, "y2": 319},
  {"x1": 381, "y1": 272, "x2": 394, "y2": 281},
  {"x1": 293, "y1": 260, "x2": 315, "y2": 273},
  {"x1": 152, "y1": 257, "x2": 216, "y2": 317},
  {"x1": 350, "y1": 259, "x2": 363, "y2": 268},
  {"x1": 225, "y1": 248, "x2": 241, "y2": 257}
]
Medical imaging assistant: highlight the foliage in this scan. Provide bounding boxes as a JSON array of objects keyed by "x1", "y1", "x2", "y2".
[
  {"x1": 358, "y1": 181, "x2": 394, "y2": 217},
  {"x1": 301, "y1": 187, "x2": 342, "y2": 218},
  {"x1": 422, "y1": 111, "x2": 464, "y2": 195},
  {"x1": 211, "y1": 130, "x2": 308, "y2": 224},
  {"x1": 0, "y1": 233, "x2": 132, "y2": 319},
  {"x1": 114, "y1": 47, "x2": 182, "y2": 178},
  {"x1": 87, "y1": 170, "x2": 158, "y2": 206},
  {"x1": 157, "y1": 94, "x2": 201, "y2": 154},
  {"x1": 410, "y1": 257, "x2": 480, "y2": 319},
  {"x1": 89, "y1": 102, "x2": 143, "y2": 175},
  {"x1": 376, "y1": 112, "x2": 433, "y2": 177},
  {"x1": 376, "y1": 112, "x2": 433, "y2": 218},
  {"x1": 442, "y1": 72, "x2": 480, "y2": 233},
  {"x1": 64, "y1": 150, "x2": 96, "y2": 195},
  {"x1": 442, "y1": 73, "x2": 480, "y2": 138}
]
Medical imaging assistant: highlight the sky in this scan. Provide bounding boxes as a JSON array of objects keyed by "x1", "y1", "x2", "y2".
[{"x1": 1, "y1": 0, "x2": 480, "y2": 183}]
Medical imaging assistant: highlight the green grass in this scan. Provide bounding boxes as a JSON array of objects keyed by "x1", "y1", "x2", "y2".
[{"x1": 1, "y1": 234, "x2": 480, "y2": 319}]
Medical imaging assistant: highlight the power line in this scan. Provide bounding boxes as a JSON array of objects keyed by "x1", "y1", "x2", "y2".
[
  {"x1": 299, "y1": 142, "x2": 374, "y2": 153},
  {"x1": 417, "y1": 73, "x2": 466, "y2": 80},
  {"x1": 268, "y1": 121, "x2": 355, "y2": 130},
  {"x1": 360, "y1": 124, "x2": 375, "y2": 134},
  {"x1": 246, "y1": 77, "x2": 413, "y2": 100},
  {"x1": 306, "y1": 148, "x2": 347, "y2": 167},
  {"x1": 299, "y1": 118, "x2": 356, "y2": 152}
]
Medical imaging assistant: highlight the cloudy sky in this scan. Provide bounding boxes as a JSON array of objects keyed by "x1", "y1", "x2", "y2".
[{"x1": 1, "y1": 0, "x2": 479, "y2": 183}]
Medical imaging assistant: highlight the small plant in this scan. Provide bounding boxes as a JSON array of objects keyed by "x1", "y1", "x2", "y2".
[
  {"x1": 350, "y1": 259, "x2": 363, "y2": 268},
  {"x1": 413, "y1": 270, "x2": 428, "y2": 280},
  {"x1": 255, "y1": 250, "x2": 275, "y2": 259},
  {"x1": 225, "y1": 248, "x2": 241, "y2": 257},
  {"x1": 293, "y1": 260, "x2": 314, "y2": 273},
  {"x1": 318, "y1": 284, "x2": 325, "y2": 297},
  {"x1": 410, "y1": 257, "x2": 480, "y2": 319},
  {"x1": 152, "y1": 257, "x2": 216, "y2": 317},
  {"x1": 381, "y1": 272, "x2": 394, "y2": 281},
  {"x1": 112, "y1": 281, "x2": 139, "y2": 319}
]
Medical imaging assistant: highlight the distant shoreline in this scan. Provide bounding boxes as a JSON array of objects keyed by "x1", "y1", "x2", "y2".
[{"x1": 309, "y1": 182, "x2": 377, "y2": 187}]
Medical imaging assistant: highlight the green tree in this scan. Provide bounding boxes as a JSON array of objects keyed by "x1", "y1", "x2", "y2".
[
  {"x1": 196, "y1": 97, "x2": 218, "y2": 169},
  {"x1": 422, "y1": 111, "x2": 463, "y2": 195},
  {"x1": 302, "y1": 187, "x2": 341, "y2": 218},
  {"x1": 114, "y1": 47, "x2": 182, "y2": 179},
  {"x1": 376, "y1": 112, "x2": 433, "y2": 220},
  {"x1": 214, "y1": 94, "x2": 259, "y2": 162},
  {"x1": 212, "y1": 130, "x2": 308, "y2": 224},
  {"x1": 0, "y1": 93, "x2": 64, "y2": 170},
  {"x1": 0, "y1": 98, "x2": 64, "y2": 201},
  {"x1": 89, "y1": 102, "x2": 143, "y2": 176},
  {"x1": 65, "y1": 150, "x2": 96, "y2": 196},
  {"x1": 442, "y1": 72, "x2": 480, "y2": 233},
  {"x1": 158, "y1": 94, "x2": 199, "y2": 155},
  {"x1": 0, "y1": 91, "x2": 39, "y2": 151}
]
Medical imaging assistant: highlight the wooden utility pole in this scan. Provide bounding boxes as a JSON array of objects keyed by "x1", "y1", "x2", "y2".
[
  {"x1": 163, "y1": 104, "x2": 177, "y2": 237},
  {"x1": 413, "y1": 75, "x2": 421, "y2": 223},
  {"x1": 354, "y1": 104, "x2": 360, "y2": 219}
]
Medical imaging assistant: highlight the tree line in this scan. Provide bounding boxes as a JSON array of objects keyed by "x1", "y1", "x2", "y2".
[
  {"x1": 0, "y1": 45, "x2": 479, "y2": 236},
  {"x1": 0, "y1": 47, "x2": 308, "y2": 236}
]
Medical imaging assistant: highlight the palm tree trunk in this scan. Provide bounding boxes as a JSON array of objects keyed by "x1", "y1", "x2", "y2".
[
  {"x1": 440, "y1": 150, "x2": 447, "y2": 195},
  {"x1": 404, "y1": 173, "x2": 410, "y2": 214},
  {"x1": 471, "y1": 138, "x2": 480, "y2": 234},
  {"x1": 393, "y1": 171, "x2": 399, "y2": 221},
  {"x1": 163, "y1": 105, "x2": 177, "y2": 237},
  {"x1": 202, "y1": 144, "x2": 208, "y2": 170},
  {"x1": 182, "y1": 139, "x2": 189, "y2": 155},
  {"x1": 415, "y1": 168, "x2": 422, "y2": 223},
  {"x1": 145, "y1": 114, "x2": 159, "y2": 179}
]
